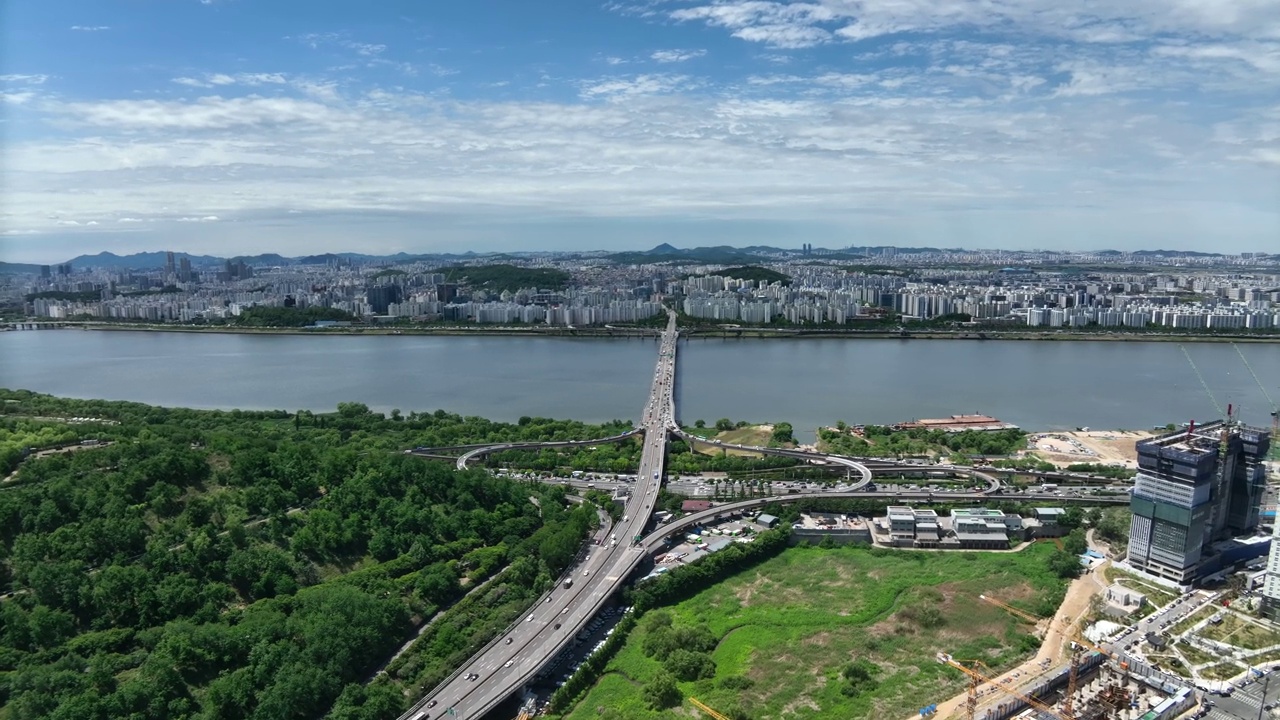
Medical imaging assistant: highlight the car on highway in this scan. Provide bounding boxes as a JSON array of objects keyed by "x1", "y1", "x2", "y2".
[
  {"x1": 506, "y1": 637, "x2": 513, "y2": 644},
  {"x1": 526, "y1": 614, "x2": 534, "y2": 622},
  {"x1": 504, "y1": 660, "x2": 514, "y2": 668}
]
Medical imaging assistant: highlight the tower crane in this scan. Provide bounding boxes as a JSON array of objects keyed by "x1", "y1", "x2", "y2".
[
  {"x1": 1233, "y1": 343, "x2": 1279, "y2": 459},
  {"x1": 935, "y1": 653, "x2": 1074, "y2": 720},
  {"x1": 689, "y1": 697, "x2": 732, "y2": 720},
  {"x1": 981, "y1": 595, "x2": 1131, "y2": 717}
]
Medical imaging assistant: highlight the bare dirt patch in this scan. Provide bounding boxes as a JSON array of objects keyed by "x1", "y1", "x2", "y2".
[
  {"x1": 803, "y1": 631, "x2": 832, "y2": 647},
  {"x1": 734, "y1": 573, "x2": 771, "y2": 607}
]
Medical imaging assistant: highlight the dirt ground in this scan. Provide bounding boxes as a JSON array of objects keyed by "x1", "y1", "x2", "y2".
[
  {"x1": 917, "y1": 560, "x2": 1110, "y2": 720},
  {"x1": 1029, "y1": 430, "x2": 1154, "y2": 469}
]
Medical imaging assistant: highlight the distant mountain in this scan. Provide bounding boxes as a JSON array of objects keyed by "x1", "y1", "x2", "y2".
[
  {"x1": 64, "y1": 251, "x2": 224, "y2": 270},
  {"x1": 608, "y1": 244, "x2": 768, "y2": 265},
  {"x1": 49, "y1": 250, "x2": 505, "y2": 272},
  {"x1": 0, "y1": 244, "x2": 1250, "y2": 275},
  {"x1": 231, "y1": 253, "x2": 291, "y2": 266},
  {"x1": 1131, "y1": 250, "x2": 1225, "y2": 258},
  {"x1": 0, "y1": 261, "x2": 46, "y2": 274}
]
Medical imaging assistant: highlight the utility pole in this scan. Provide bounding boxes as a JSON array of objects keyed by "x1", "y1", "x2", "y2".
[{"x1": 1255, "y1": 671, "x2": 1269, "y2": 720}]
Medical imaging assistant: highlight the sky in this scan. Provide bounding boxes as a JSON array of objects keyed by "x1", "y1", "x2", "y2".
[{"x1": 2, "y1": 0, "x2": 1278, "y2": 263}]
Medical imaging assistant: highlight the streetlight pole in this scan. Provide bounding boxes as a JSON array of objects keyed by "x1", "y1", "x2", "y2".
[{"x1": 1256, "y1": 672, "x2": 1270, "y2": 720}]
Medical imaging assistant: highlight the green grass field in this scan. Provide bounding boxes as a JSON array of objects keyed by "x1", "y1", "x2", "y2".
[
  {"x1": 559, "y1": 543, "x2": 1069, "y2": 720},
  {"x1": 1197, "y1": 613, "x2": 1280, "y2": 651}
]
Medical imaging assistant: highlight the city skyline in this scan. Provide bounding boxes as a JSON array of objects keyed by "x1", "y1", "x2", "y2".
[{"x1": 3, "y1": 0, "x2": 1279, "y2": 262}]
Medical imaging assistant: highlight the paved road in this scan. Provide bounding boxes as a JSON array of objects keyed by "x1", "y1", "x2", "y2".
[{"x1": 399, "y1": 313, "x2": 679, "y2": 720}]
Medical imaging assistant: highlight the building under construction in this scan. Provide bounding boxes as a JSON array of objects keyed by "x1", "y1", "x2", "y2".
[
  {"x1": 1126, "y1": 421, "x2": 1271, "y2": 585},
  {"x1": 970, "y1": 653, "x2": 1197, "y2": 720}
]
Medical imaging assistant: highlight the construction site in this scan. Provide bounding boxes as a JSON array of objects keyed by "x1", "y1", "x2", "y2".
[
  {"x1": 928, "y1": 593, "x2": 1200, "y2": 720},
  {"x1": 914, "y1": 345, "x2": 1279, "y2": 720}
]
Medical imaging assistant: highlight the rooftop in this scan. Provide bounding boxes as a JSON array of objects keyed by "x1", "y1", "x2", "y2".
[{"x1": 952, "y1": 508, "x2": 1005, "y2": 518}]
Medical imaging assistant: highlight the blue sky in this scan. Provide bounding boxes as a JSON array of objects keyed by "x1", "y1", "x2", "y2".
[{"x1": 2, "y1": 0, "x2": 1278, "y2": 263}]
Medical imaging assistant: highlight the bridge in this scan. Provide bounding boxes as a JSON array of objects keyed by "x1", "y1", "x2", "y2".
[
  {"x1": 396, "y1": 313, "x2": 1115, "y2": 720},
  {"x1": 399, "y1": 312, "x2": 678, "y2": 720}
]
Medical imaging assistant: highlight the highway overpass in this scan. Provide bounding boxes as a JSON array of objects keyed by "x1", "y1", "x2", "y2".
[{"x1": 398, "y1": 312, "x2": 679, "y2": 720}]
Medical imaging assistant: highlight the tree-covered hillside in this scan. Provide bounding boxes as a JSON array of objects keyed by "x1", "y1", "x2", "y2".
[
  {"x1": 434, "y1": 264, "x2": 571, "y2": 293},
  {"x1": 0, "y1": 390, "x2": 628, "y2": 720},
  {"x1": 688, "y1": 266, "x2": 791, "y2": 286}
]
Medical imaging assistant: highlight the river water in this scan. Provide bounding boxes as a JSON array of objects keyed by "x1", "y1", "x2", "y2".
[{"x1": 2, "y1": 330, "x2": 1277, "y2": 436}]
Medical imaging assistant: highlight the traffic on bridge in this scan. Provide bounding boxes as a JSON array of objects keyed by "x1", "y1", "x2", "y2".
[{"x1": 399, "y1": 312, "x2": 679, "y2": 720}]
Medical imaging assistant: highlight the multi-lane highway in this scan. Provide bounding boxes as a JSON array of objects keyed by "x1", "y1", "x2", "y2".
[
  {"x1": 399, "y1": 312, "x2": 679, "y2": 720},
  {"x1": 397, "y1": 311, "x2": 1129, "y2": 720}
]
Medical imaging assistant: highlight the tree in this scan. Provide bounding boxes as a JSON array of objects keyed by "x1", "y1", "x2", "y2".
[
  {"x1": 1048, "y1": 549, "x2": 1082, "y2": 578},
  {"x1": 715, "y1": 418, "x2": 734, "y2": 432},
  {"x1": 771, "y1": 422, "x2": 794, "y2": 444},
  {"x1": 664, "y1": 649, "x2": 716, "y2": 681},
  {"x1": 1059, "y1": 506, "x2": 1084, "y2": 530},
  {"x1": 840, "y1": 658, "x2": 881, "y2": 697},
  {"x1": 1063, "y1": 528, "x2": 1088, "y2": 556},
  {"x1": 643, "y1": 671, "x2": 682, "y2": 710},
  {"x1": 694, "y1": 419, "x2": 706, "y2": 429}
]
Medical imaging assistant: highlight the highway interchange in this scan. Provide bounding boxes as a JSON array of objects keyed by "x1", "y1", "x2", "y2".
[
  {"x1": 398, "y1": 313, "x2": 1126, "y2": 720},
  {"x1": 399, "y1": 313, "x2": 680, "y2": 720}
]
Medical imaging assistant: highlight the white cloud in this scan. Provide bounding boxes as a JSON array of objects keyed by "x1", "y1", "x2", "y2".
[
  {"x1": 70, "y1": 25, "x2": 110, "y2": 32},
  {"x1": 290, "y1": 32, "x2": 389, "y2": 57},
  {"x1": 344, "y1": 42, "x2": 387, "y2": 56},
  {"x1": 172, "y1": 73, "x2": 288, "y2": 89},
  {"x1": 581, "y1": 74, "x2": 691, "y2": 98},
  {"x1": 5, "y1": 82, "x2": 1273, "y2": 241},
  {"x1": 5, "y1": 7, "x2": 1279, "y2": 252},
  {"x1": 57, "y1": 96, "x2": 343, "y2": 130},
  {"x1": 1, "y1": 74, "x2": 49, "y2": 84},
  {"x1": 651, "y1": 49, "x2": 707, "y2": 63},
  {"x1": 663, "y1": 0, "x2": 1280, "y2": 47}
]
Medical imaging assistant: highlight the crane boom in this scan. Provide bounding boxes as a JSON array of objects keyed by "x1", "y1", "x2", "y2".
[
  {"x1": 1233, "y1": 343, "x2": 1277, "y2": 411},
  {"x1": 1181, "y1": 345, "x2": 1225, "y2": 417},
  {"x1": 979, "y1": 594, "x2": 1042, "y2": 625},
  {"x1": 689, "y1": 697, "x2": 732, "y2": 720},
  {"x1": 936, "y1": 654, "x2": 1073, "y2": 720}
]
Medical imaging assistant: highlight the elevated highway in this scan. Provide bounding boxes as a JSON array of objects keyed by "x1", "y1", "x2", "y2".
[
  {"x1": 399, "y1": 312, "x2": 678, "y2": 720},
  {"x1": 396, "y1": 310, "x2": 1120, "y2": 720},
  {"x1": 672, "y1": 429, "x2": 876, "y2": 486},
  {"x1": 638, "y1": 490, "x2": 1129, "y2": 552},
  {"x1": 446, "y1": 430, "x2": 644, "y2": 470}
]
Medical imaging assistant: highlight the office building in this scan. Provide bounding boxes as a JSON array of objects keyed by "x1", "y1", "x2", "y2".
[
  {"x1": 1127, "y1": 422, "x2": 1271, "y2": 585},
  {"x1": 366, "y1": 284, "x2": 402, "y2": 315},
  {"x1": 1262, "y1": 521, "x2": 1280, "y2": 621}
]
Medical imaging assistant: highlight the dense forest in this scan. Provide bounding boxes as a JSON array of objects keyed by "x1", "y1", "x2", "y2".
[
  {"x1": 687, "y1": 266, "x2": 791, "y2": 286},
  {"x1": 231, "y1": 306, "x2": 358, "y2": 327},
  {"x1": 0, "y1": 390, "x2": 629, "y2": 719},
  {"x1": 483, "y1": 435, "x2": 800, "y2": 477},
  {"x1": 819, "y1": 426, "x2": 1028, "y2": 459}
]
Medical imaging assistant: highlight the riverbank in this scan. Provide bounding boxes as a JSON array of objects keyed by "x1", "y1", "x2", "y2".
[{"x1": 8, "y1": 322, "x2": 1280, "y2": 343}]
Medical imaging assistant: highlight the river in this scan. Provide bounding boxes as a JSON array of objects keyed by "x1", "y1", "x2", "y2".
[{"x1": 2, "y1": 330, "x2": 1277, "y2": 437}]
